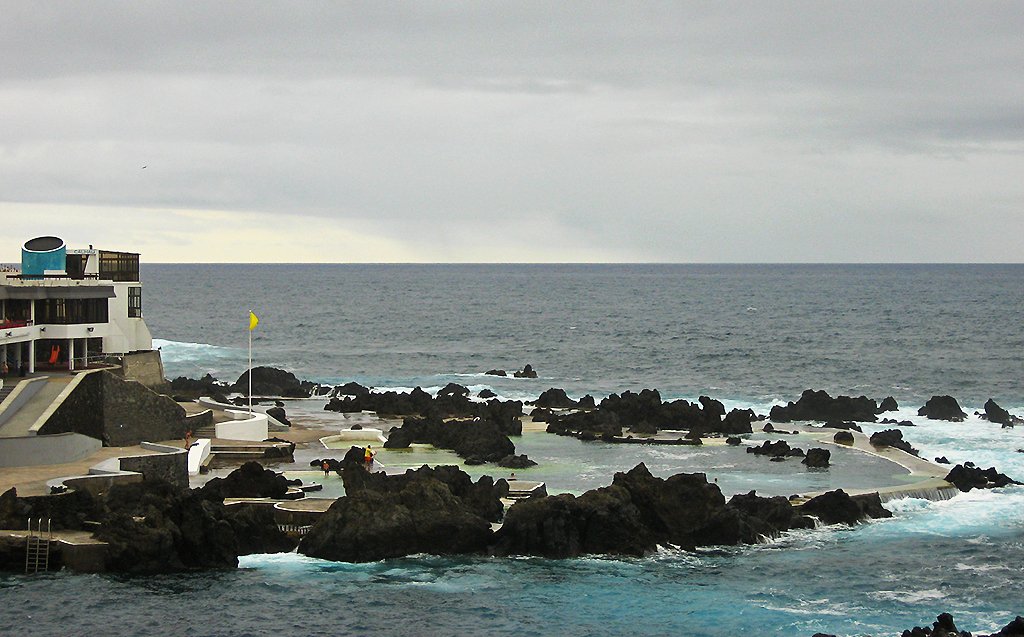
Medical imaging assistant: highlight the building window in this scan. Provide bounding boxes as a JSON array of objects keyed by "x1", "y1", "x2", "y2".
[
  {"x1": 128, "y1": 287, "x2": 142, "y2": 318},
  {"x1": 99, "y1": 251, "x2": 140, "y2": 282}
]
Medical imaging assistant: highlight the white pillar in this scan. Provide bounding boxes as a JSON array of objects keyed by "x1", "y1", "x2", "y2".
[
  {"x1": 68, "y1": 338, "x2": 75, "y2": 372},
  {"x1": 27, "y1": 340, "x2": 35, "y2": 374}
]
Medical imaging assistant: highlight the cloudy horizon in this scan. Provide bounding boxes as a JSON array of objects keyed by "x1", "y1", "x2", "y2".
[{"x1": 2, "y1": 2, "x2": 1022, "y2": 263}]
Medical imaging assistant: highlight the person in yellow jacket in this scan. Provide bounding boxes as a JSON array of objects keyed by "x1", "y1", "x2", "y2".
[{"x1": 364, "y1": 445, "x2": 375, "y2": 467}]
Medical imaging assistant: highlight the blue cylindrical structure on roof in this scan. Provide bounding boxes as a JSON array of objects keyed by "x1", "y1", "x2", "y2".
[{"x1": 21, "y1": 236, "x2": 66, "y2": 277}]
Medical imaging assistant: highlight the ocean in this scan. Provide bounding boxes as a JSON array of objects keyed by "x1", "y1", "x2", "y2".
[{"x1": 2, "y1": 264, "x2": 1022, "y2": 636}]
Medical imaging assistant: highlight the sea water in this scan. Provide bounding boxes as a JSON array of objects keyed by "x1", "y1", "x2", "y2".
[{"x1": 2, "y1": 264, "x2": 1021, "y2": 636}]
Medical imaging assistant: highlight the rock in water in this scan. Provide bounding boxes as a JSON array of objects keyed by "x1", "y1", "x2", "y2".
[
  {"x1": 869, "y1": 429, "x2": 920, "y2": 456},
  {"x1": 802, "y1": 447, "x2": 831, "y2": 468},
  {"x1": 918, "y1": 395, "x2": 967, "y2": 421},
  {"x1": 298, "y1": 478, "x2": 493, "y2": 562},
  {"x1": 198, "y1": 461, "x2": 291, "y2": 500},
  {"x1": 800, "y1": 490, "x2": 891, "y2": 525},
  {"x1": 233, "y1": 366, "x2": 309, "y2": 398},
  {"x1": 944, "y1": 463, "x2": 1022, "y2": 492},
  {"x1": 833, "y1": 431, "x2": 855, "y2": 445},
  {"x1": 768, "y1": 389, "x2": 879, "y2": 423},
  {"x1": 983, "y1": 399, "x2": 1017, "y2": 427},
  {"x1": 533, "y1": 387, "x2": 577, "y2": 409},
  {"x1": 877, "y1": 396, "x2": 899, "y2": 413}
]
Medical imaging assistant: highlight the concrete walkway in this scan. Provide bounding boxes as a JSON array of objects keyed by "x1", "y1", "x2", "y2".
[
  {"x1": 0, "y1": 376, "x2": 73, "y2": 437},
  {"x1": 780, "y1": 422, "x2": 957, "y2": 503}
]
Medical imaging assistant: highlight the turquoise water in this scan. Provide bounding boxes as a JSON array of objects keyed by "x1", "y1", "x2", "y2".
[{"x1": 3, "y1": 264, "x2": 1022, "y2": 636}]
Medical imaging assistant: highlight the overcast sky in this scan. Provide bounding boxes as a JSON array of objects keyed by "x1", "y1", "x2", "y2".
[{"x1": 1, "y1": 2, "x2": 1022, "y2": 263}]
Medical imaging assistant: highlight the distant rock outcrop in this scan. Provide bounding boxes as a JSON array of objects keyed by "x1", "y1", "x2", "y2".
[
  {"x1": 384, "y1": 416, "x2": 517, "y2": 463},
  {"x1": 233, "y1": 366, "x2": 311, "y2": 398},
  {"x1": 513, "y1": 364, "x2": 538, "y2": 378},
  {"x1": 325, "y1": 388, "x2": 523, "y2": 436},
  {"x1": 198, "y1": 461, "x2": 291, "y2": 501},
  {"x1": 868, "y1": 429, "x2": 919, "y2": 456},
  {"x1": 982, "y1": 399, "x2": 1021, "y2": 427},
  {"x1": 769, "y1": 389, "x2": 878, "y2": 423},
  {"x1": 944, "y1": 463, "x2": 1021, "y2": 492},
  {"x1": 918, "y1": 395, "x2": 967, "y2": 421},
  {"x1": 802, "y1": 447, "x2": 831, "y2": 468}
]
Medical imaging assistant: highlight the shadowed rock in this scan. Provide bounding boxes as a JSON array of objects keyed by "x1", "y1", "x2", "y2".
[
  {"x1": 869, "y1": 429, "x2": 919, "y2": 456},
  {"x1": 769, "y1": 389, "x2": 879, "y2": 423},
  {"x1": 944, "y1": 463, "x2": 1021, "y2": 492},
  {"x1": 918, "y1": 395, "x2": 967, "y2": 421},
  {"x1": 802, "y1": 448, "x2": 831, "y2": 468}
]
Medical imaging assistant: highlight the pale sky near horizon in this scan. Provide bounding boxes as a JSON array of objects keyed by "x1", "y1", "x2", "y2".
[{"x1": 1, "y1": 2, "x2": 1022, "y2": 263}]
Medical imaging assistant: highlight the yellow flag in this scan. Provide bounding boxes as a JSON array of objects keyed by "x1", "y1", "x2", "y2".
[{"x1": 248, "y1": 310, "x2": 259, "y2": 331}]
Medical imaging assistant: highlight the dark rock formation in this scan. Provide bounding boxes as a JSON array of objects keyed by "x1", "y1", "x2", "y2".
[
  {"x1": 877, "y1": 396, "x2": 899, "y2": 413},
  {"x1": 944, "y1": 463, "x2": 1022, "y2": 492},
  {"x1": 478, "y1": 389, "x2": 497, "y2": 399},
  {"x1": 343, "y1": 464, "x2": 505, "y2": 523},
  {"x1": 802, "y1": 447, "x2": 831, "y2": 468},
  {"x1": 333, "y1": 381, "x2": 370, "y2": 397},
  {"x1": 437, "y1": 382, "x2": 470, "y2": 398},
  {"x1": 823, "y1": 420, "x2": 863, "y2": 432},
  {"x1": 546, "y1": 409, "x2": 622, "y2": 438},
  {"x1": 491, "y1": 465, "x2": 887, "y2": 559},
  {"x1": 800, "y1": 490, "x2": 891, "y2": 525},
  {"x1": 384, "y1": 416, "x2": 516, "y2": 462},
  {"x1": 223, "y1": 504, "x2": 297, "y2": 555},
  {"x1": 918, "y1": 395, "x2": 967, "y2": 421},
  {"x1": 498, "y1": 454, "x2": 537, "y2": 469},
  {"x1": 866, "y1": 612, "x2": 1024, "y2": 637},
  {"x1": 325, "y1": 388, "x2": 523, "y2": 435},
  {"x1": 533, "y1": 387, "x2": 577, "y2": 409},
  {"x1": 543, "y1": 389, "x2": 749, "y2": 440},
  {"x1": 726, "y1": 436, "x2": 742, "y2": 446},
  {"x1": 983, "y1": 399, "x2": 1021, "y2": 427},
  {"x1": 746, "y1": 440, "x2": 804, "y2": 458},
  {"x1": 96, "y1": 480, "x2": 238, "y2": 573},
  {"x1": 169, "y1": 373, "x2": 228, "y2": 400},
  {"x1": 233, "y1": 366, "x2": 310, "y2": 398},
  {"x1": 197, "y1": 461, "x2": 291, "y2": 501},
  {"x1": 769, "y1": 389, "x2": 879, "y2": 423},
  {"x1": 577, "y1": 394, "x2": 597, "y2": 410},
  {"x1": 484, "y1": 369, "x2": 507, "y2": 377},
  {"x1": 513, "y1": 364, "x2": 538, "y2": 378},
  {"x1": 869, "y1": 429, "x2": 919, "y2": 456},
  {"x1": 935, "y1": 456, "x2": 950, "y2": 464},
  {"x1": 265, "y1": 406, "x2": 290, "y2": 427},
  {"x1": 299, "y1": 468, "x2": 496, "y2": 562},
  {"x1": 833, "y1": 431, "x2": 855, "y2": 445}
]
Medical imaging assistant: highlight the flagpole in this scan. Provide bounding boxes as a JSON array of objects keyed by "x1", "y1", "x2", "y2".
[{"x1": 248, "y1": 310, "x2": 253, "y2": 415}]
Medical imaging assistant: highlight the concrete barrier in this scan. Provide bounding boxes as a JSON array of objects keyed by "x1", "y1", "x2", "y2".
[
  {"x1": 187, "y1": 438, "x2": 211, "y2": 475},
  {"x1": 216, "y1": 411, "x2": 269, "y2": 441},
  {"x1": 0, "y1": 432, "x2": 101, "y2": 468}
]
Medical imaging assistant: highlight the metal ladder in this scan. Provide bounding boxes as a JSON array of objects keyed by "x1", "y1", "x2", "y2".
[{"x1": 24, "y1": 518, "x2": 52, "y2": 574}]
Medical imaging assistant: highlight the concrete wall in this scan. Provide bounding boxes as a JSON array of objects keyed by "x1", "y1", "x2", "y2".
[
  {"x1": 0, "y1": 432, "x2": 101, "y2": 468},
  {"x1": 38, "y1": 370, "x2": 188, "y2": 446},
  {"x1": 216, "y1": 412, "x2": 269, "y2": 441},
  {"x1": 120, "y1": 444, "x2": 187, "y2": 489},
  {"x1": 118, "y1": 350, "x2": 169, "y2": 392}
]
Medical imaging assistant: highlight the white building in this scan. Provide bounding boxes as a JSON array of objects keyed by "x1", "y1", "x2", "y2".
[{"x1": 1, "y1": 236, "x2": 153, "y2": 375}]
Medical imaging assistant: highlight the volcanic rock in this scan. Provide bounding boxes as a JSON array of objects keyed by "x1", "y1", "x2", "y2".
[
  {"x1": 869, "y1": 429, "x2": 919, "y2": 456},
  {"x1": 233, "y1": 366, "x2": 309, "y2": 398},
  {"x1": 918, "y1": 395, "x2": 967, "y2": 421},
  {"x1": 299, "y1": 475, "x2": 494, "y2": 562},
  {"x1": 769, "y1": 389, "x2": 878, "y2": 423},
  {"x1": 223, "y1": 504, "x2": 297, "y2": 555},
  {"x1": 197, "y1": 461, "x2": 291, "y2": 501},
  {"x1": 877, "y1": 396, "x2": 899, "y2": 413},
  {"x1": 983, "y1": 399, "x2": 1020, "y2": 427},
  {"x1": 823, "y1": 420, "x2": 863, "y2": 432},
  {"x1": 802, "y1": 447, "x2": 831, "y2": 468},
  {"x1": 513, "y1": 364, "x2": 538, "y2": 378},
  {"x1": 478, "y1": 389, "x2": 497, "y2": 399},
  {"x1": 833, "y1": 431, "x2": 855, "y2": 445},
  {"x1": 746, "y1": 440, "x2": 804, "y2": 458},
  {"x1": 498, "y1": 454, "x2": 538, "y2": 469},
  {"x1": 800, "y1": 490, "x2": 891, "y2": 525},
  {"x1": 534, "y1": 387, "x2": 577, "y2": 409},
  {"x1": 484, "y1": 369, "x2": 507, "y2": 377},
  {"x1": 384, "y1": 416, "x2": 516, "y2": 462},
  {"x1": 944, "y1": 463, "x2": 1021, "y2": 492},
  {"x1": 265, "y1": 406, "x2": 291, "y2": 427},
  {"x1": 437, "y1": 382, "x2": 470, "y2": 398}
]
